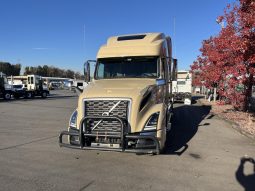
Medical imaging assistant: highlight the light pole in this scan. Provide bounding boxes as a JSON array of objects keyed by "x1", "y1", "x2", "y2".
[{"x1": 210, "y1": 19, "x2": 225, "y2": 102}]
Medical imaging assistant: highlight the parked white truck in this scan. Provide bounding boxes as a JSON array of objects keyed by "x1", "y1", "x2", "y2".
[
  {"x1": 24, "y1": 75, "x2": 49, "y2": 98},
  {"x1": 172, "y1": 70, "x2": 192, "y2": 104}
]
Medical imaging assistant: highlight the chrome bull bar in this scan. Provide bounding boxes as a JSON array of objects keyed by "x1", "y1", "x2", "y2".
[{"x1": 59, "y1": 116, "x2": 160, "y2": 154}]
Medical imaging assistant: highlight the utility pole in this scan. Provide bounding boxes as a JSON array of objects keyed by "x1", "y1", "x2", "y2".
[
  {"x1": 213, "y1": 19, "x2": 225, "y2": 102},
  {"x1": 173, "y1": 17, "x2": 176, "y2": 58},
  {"x1": 83, "y1": 24, "x2": 86, "y2": 58},
  {"x1": 213, "y1": 86, "x2": 217, "y2": 102}
]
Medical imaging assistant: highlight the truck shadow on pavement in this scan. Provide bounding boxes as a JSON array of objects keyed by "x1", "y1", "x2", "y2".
[
  {"x1": 164, "y1": 104, "x2": 211, "y2": 155},
  {"x1": 235, "y1": 157, "x2": 255, "y2": 191}
]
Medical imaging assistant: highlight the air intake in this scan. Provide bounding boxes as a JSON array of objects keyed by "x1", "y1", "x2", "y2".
[{"x1": 117, "y1": 35, "x2": 146, "y2": 41}]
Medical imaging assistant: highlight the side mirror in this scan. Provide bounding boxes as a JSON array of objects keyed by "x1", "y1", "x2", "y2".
[
  {"x1": 172, "y1": 58, "x2": 178, "y2": 81},
  {"x1": 84, "y1": 60, "x2": 96, "y2": 83},
  {"x1": 84, "y1": 61, "x2": 90, "y2": 83},
  {"x1": 156, "y1": 79, "x2": 166, "y2": 86}
]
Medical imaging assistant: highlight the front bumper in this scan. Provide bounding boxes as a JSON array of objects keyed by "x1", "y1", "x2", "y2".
[{"x1": 59, "y1": 116, "x2": 160, "y2": 154}]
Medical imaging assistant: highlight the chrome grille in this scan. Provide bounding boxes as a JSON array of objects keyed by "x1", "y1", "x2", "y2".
[{"x1": 84, "y1": 100, "x2": 129, "y2": 134}]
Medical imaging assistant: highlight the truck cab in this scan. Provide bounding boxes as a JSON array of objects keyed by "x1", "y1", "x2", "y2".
[
  {"x1": 25, "y1": 75, "x2": 49, "y2": 98},
  {"x1": 0, "y1": 72, "x2": 13, "y2": 100},
  {"x1": 59, "y1": 33, "x2": 177, "y2": 154}
]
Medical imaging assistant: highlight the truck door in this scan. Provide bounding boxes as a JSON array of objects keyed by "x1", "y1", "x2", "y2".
[
  {"x1": 27, "y1": 76, "x2": 31, "y2": 90},
  {"x1": 27, "y1": 76, "x2": 35, "y2": 90},
  {"x1": 27, "y1": 75, "x2": 36, "y2": 90}
]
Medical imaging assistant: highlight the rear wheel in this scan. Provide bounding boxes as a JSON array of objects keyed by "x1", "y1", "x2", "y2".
[{"x1": 41, "y1": 91, "x2": 47, "y2": 98}]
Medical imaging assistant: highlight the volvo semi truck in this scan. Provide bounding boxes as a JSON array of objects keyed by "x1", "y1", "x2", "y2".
[{"x1": 59, "y1": 33, "x2": 177, "y2": 154}]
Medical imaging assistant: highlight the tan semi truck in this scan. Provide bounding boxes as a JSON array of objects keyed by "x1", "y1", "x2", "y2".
[{"x1": 59, "y1": 33, "x2": 177, "y2": 154}]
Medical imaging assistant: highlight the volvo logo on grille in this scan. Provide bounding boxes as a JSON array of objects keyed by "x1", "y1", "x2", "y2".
[
  {"x1": 102, "y1": 112, "x2": 110, "y2": 116},
  {"x1": 91, "y1": 101, "x2": 121, "y2": 130}
]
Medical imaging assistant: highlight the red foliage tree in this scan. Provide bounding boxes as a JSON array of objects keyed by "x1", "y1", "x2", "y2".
[{"x1": 191, "y1": 0, "x2": 255, "y2": 111}]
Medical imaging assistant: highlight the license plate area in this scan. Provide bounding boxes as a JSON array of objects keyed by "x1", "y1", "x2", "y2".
[{"x1": 91, "y1": 143, "x2": 121, "y2": 148}]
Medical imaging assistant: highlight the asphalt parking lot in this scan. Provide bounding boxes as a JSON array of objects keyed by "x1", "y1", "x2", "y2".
[{"x1": 0, "y1": 90, "x2": 254, "y2": 191}]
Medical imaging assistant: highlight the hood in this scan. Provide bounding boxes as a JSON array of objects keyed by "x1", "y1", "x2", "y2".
[{"x1": 82, "y1": 78, "x2": 156, "y2": 99}]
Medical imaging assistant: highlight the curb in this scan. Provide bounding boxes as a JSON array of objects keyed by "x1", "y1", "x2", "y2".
[
  {"x1": 198, "y1": 98, "x2": 255, "y2": 140},
  {"x1": 217, "y1": 114, "x2": 255, "y2": 140}
]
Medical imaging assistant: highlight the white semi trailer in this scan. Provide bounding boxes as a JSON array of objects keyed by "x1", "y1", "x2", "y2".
[{"x1": 172, "y1": 70, "x2": 192, "y2": 104}]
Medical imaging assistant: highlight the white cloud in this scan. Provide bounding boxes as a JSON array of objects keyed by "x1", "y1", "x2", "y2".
[{"x1": 32, "y1": 48, "x2": 54, "y2": 50}]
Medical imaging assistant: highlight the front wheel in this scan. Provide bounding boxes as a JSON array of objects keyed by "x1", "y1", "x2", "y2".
[
  {"x1": 26, "y1": 92, "x2": 32, "y2": 99},
  {"x1": 41, "y1": 91, "x2": 47, "y2": 98},
  {"x1": 4, "y1": 92, "x2": 11, "y2": 100}
]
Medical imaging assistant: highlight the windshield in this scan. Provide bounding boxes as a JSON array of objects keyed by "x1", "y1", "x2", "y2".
[{"x1": 95, "y1": 57, "x2": 159, "y2": 79}]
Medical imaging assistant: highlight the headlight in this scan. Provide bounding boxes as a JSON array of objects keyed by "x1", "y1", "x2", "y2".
[
  {"x1": 69, "y1": 109, "x2": 78, "y2": 128},
  {"x1": 151, "y1": 86, "x2": 164, "y2": 104},
  {"x1": 144, "y1": 112, "x2": 159, "y2": 131}
]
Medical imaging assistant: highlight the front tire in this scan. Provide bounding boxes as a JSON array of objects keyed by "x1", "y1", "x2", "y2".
[
  {"x1": 4, "y1": 92, "x2": 11, "y2": 100},
  {"x1": 160, "y1": 107, "x2": 173, "y2": 154},
  {"x1": 26, "y1": 92, "x2": 32, "y2": 99}
]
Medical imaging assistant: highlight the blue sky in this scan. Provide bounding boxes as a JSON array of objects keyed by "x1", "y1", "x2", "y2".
[{"x1": 0, "y1": 0, "x2": 235, "y2": 73}]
